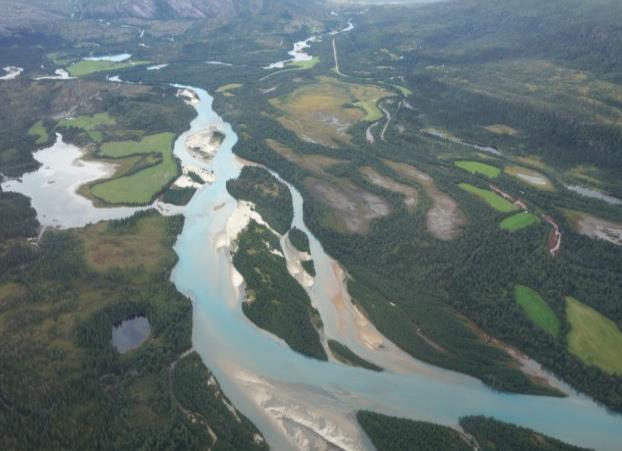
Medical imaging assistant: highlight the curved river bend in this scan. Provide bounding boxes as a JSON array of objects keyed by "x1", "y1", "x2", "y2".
[
  {"x1": 171, "y1": 88, "x2": 622, "y2": 450},
  {"x1": 3, "y1": 84, "x2": 621, "y2": 449}
]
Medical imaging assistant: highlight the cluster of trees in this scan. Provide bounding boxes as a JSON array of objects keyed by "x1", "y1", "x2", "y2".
[
  {"x1": 459, "y1": 416, "x2": 586, "y2": 451},
  {"x1": 0, "y1": 191, "x2": 38, "y2": 241},
  {"x1": 327, "y1": 340, "x2": 382, "y2": 372},
  {"x1": 288, "y1": 227, "x2": 310, "y2": 253},
  {"x1": 234, "y1": 220, "x2": 326, "y2": 360},
  {"x1": 357, "y1": 411, "x2": 471, "y2": 451},
  {"x1": 172, "y1": 352, "x2": 268, "y2": 451},
  {"x1": 161, "y1": 186, "x2": 197, "y2": 206},
  {"x1": 227, "y1": 166, "x2": 293, "y2": 234},
  {"x1": 357, "y1": 411, "x2": 586, "y2": 451}
]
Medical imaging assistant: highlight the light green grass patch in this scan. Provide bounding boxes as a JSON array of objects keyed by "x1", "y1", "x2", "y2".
[
  {"x1": 459, "y1": 183, "x2": 517, "y2": 212},
  {"x1": 566, "y1": 296, "x2": 622, "y2": 374},
  {"x1": 288, "y1": 56, "x2": 320, "y2": 70},
  {"x1": 216, "y1": 83, "x2": 243, "y2": 94},
  {"x1": 47, "y1": 52, "x2": 74, "y2": 65},
  {"x1": 58, "y1": 112, "x2": 115, "y2": 143},
  {"x1": 353, "y1": 100, "x2": 384, "y2": 122},
  {"x1": 91, "y1": 132, "x2": 177, "y2": 205},
  {"x1": 67, "y1": 60, "x2": 149, "y2": 76},
  {"x1": 28, "y1": 121, "x2": 49, "y2": 145},
  {"x1": 515, "y1": 285, "x2": 560, "y2": 338},
  {"x1": 389, "y1": 83, "x2": 412, "y2": 96},
  {"x1": 98, "y1": 132, "x2": 174, "y2": 158},
  {"x1": 455, "y1": 160, "x2": 501, "y2": 178},
  {"x1": 500, "y1": 212, "x2": 539, "y2": 231}
]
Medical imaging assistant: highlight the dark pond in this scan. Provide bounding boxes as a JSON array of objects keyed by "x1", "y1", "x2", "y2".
[{"x1": 111, "y1": 316, "x2": 151, "y2": 353}]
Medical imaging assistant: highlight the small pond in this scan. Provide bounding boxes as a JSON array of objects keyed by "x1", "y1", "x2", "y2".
[{"x1": 112, "y1": 316, "x2": 151, "y2": 353}]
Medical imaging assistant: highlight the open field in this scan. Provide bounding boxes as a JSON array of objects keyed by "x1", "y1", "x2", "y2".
[
  {"x1": 90, "y1": 133, "x2": 178, "y2": 205},
  {"x1": 27, "y1": 121, "x2": 48, "y2": 145},
  {"x1": 455, "y1": 160, "x2": 501, "y2": 178},
  {"x1": 216, "y1": 83, "x2": 242, "y2": 95},
  {"x1": 505, "y1": 165, "x2": 554, "y2": 191},
  {"x1": 270, "y1": 76, "x2": 393, "y2": 147},
  {"x1": 566, "y1": 297, "x2": 622, "y2": 374},
  {"x1": 500, "y1": 212, "x2": 539, "y2": 232},
  {"x1": 384, "y1": 160, "x2": 466, "y2": 240},
  {"x1": 82, "y1": 213, "x2": 172, "y2": 273},
  {"x1": 459, "y1": 183, "x2": 518, "y2": 212},
  {"x1": 360, "y1": 166, "x2": 417, "y2": 212},
  {"x1": 563, "y1": 209, "x2": 622, "y2": 247},
  {"x1": 515, "y1": 285, "x2": 560, "y2": 338},
  {"x1": 58, "y1": 112, "x2": 116, "y2": 143},
  {"x1": 98, "y1": 132, "x2": 175, "y2": 158},
  {"x1": 288, "y1": 56, "x2": 320, "y2": 70},
  {"x1": 66, "y1": 60, "x2": 149, "y2": 76}
]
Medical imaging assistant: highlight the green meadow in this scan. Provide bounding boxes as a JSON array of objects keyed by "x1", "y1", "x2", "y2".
[
  {"x1": 91, "y1": 132, "x2": 178, "y2": 205},
  {"x1": 500, "y1": 212, "x2": 539, "y2": 231},
  {"x1": 58, "y1": 112, "x2": 116, "y2": 142},
  {"x1": 27, "y1": 121, "x2": 49, "y2": 145},
  {"x1": 288, "y1": 56, "x2": 320, "y2": 70},
  {"x1": 98, "y1": 132, "x2": 175, "y2": 158},
  {"x1": 66, "y1": 60, "x2": 149, "y2": 76},
  {"x1": 459, "y1": 183, "x2": 517, "y2": 212},
  {"x1": 455, "y1": 160, "x2": 501, "y2": 178},
  {"x1": 567, "y1": 297, "x2": 622, "y2": 374},
  {"x1": 515, "y1": 285, "x2": 560, "y2": 338}
]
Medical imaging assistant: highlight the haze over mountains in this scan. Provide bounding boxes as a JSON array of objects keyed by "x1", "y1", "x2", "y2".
[{"x1": 0, "y1": 0, "x2": 323, "y2": 34}]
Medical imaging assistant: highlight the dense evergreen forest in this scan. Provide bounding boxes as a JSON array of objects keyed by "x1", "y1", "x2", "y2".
[
  {"x1": 358, "y1": 411, "x2": 587, "y2": 451},
  {"x1": 0, "y1": 211, "x2": 266, "y2": 449},
  {"x1": 227, "y1": 166, "x2": 293, "y2": 234},
  {"x1": 233, "y1": 220, "x2": 327, "y2": 360}
]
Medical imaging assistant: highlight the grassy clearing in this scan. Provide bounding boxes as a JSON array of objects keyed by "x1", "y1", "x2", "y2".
[
  {"x1": 515, "y1": 285, "x2": 560, "y2": 338},
  {"x1": 58, "y1": 112, "x2": 116, "y2": 142},
  {"x1": 91, "y1": 132, "x2": 178, "y2": 205},
  {"x1": 288, "y1": 56, "x2": 320, "y2": 70},
  {"x1": 353, "y1": 100, "x2": 384, "y2": 122},
  {"x1": 82, "y1": 214, "x2": 171, "y2": 273},
  {"x1": 500, "y1": 212, "x2": 539, "y2": 231},
  {"x1": 216, "y1": 83, "x2": 243, "y2": 94},
  {"x1": 66, "y1": 60, "x2": 149, "y2": 76},
  {"x1": 388, "y1": 83, "x2": 412, "y2": 96},
  {"x1": 455, "y1": 160, "x2": 501, "y2": 178},
  {"x1": 505, "y1": 165, "x2": 554, "y2": 190},
  {"x1": 47, "y1": 52, "x2": 74, "y2": 65},
  {"x1": 98, "y1": 132, "x2": 174, "y2": 158},
  {"x1": 270, "y1": 76, "x2": 393, "y2": 147},
  {"x1": 566, "y1": 297, "x2": 622, "y2": 374},
  {"x1": 459, "y1": 183, "x2": 517, "y2": 212},
  {"x1": 483, "y1": 124, "x2": 518, "y2": 135},
  {"x1": 27, "y1": 121, "x2": 49, "y2": 145}
]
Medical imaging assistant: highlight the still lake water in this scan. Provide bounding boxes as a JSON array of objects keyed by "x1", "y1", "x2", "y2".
[{"x1": 112, "y1": 316, "x2": 151, "y2": 353}]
